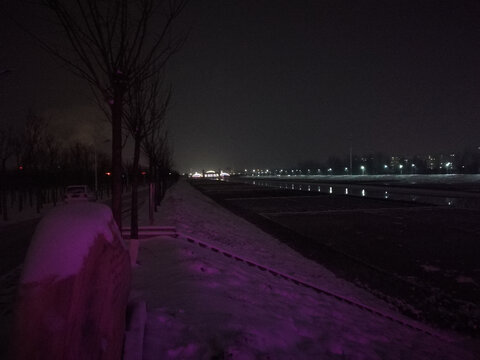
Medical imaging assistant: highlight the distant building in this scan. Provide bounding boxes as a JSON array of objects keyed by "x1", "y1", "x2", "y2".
[
  {"x1": 204, "y1": 170, "x2": 218, "y2": 178},
  {"x1": 389, "y1": 156, "x2": 401, "y2": 168}
]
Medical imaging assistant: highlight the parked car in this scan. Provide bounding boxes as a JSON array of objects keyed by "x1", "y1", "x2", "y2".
[{"x1": 64, "y1": 185, "x2": 96, "y2": 203}]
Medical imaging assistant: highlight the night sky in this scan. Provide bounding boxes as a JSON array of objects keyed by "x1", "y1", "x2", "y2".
[{"x1": 1, "y1": 0, "x2": 480, "y2": 172}]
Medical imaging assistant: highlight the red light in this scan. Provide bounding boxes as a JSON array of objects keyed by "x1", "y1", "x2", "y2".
[
  {"x1": 105, "y1": 172, "x2": 111, "y2": 176},
  {"x1": 141, "y1": 171, "x2": 147, "y2": 175},
  {"x1": 18, "y1": 165, "x2": 23, "y2": 170}
]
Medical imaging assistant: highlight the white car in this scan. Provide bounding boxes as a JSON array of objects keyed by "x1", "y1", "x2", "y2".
[{"x1": 64, "y1": 185, "x2": 96, "y2": 203}]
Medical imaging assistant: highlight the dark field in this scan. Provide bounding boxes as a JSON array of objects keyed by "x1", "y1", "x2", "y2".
[{"x1": 191, "y1": 179, "x2": 480, "y2": 336}]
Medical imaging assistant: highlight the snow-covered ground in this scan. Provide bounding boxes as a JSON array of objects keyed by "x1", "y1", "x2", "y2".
[{"x1": 130, "y1": 180, "x2": 479, "y2": 359}]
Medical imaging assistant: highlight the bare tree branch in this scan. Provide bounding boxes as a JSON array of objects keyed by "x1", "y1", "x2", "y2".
[{"x1": 35, "y1": 0, "x2": 188, "y2": 226}]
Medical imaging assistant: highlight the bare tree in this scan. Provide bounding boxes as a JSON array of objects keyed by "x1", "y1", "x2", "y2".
[
  {"x1": 0, "y1": 126, "x2": 14, "y2": 173},
  {"x1": 22, "y1": 110, "x2": 48, "y2": 171},
  {"x1": 38, "y1": 0, "x2": 188, "y2": 227},
  {"x1": 124, "y1": 72, "x2": 170, "y2": 238}
]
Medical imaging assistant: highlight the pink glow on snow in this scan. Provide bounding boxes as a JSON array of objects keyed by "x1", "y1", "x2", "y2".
[
  {"x1": 127, "y1": 180, "x2": 478, "y2": 359},
  {"x1": 21, "y1": 202, "x2": 123, "y2": 283}
]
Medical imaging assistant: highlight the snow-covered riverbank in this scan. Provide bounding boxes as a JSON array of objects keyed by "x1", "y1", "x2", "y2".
[{"x1": 130, "y1": 180, "x2": 478, "y2": 359}]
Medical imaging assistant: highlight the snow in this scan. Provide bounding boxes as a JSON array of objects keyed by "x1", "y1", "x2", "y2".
[
  {"x1": 21, "y1": 202, "x2": 122, "y2": 283},
  {"x1": 130, "y1": 180, "x2": 479, "y2": 359}
]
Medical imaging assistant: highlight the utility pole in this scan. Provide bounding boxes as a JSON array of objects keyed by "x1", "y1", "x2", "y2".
[
  {"x1": 349, "y1": 135, "x2": 353, "y2": 176},
  {"x1": 94, "y1": 147, "x2": 98, "y2": 193},
  {"x1": 93, "y1": 138, "x2": 110, "y2": 195}
]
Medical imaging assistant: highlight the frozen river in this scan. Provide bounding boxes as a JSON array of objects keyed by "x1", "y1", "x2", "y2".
[{"x1": 231, "y1": 175, "x2": 480, "y2": 209}]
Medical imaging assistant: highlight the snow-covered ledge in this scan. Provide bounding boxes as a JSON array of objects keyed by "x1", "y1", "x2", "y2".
[{"x1": 11, "y1": 202, "x2": 131, "y2": 360}]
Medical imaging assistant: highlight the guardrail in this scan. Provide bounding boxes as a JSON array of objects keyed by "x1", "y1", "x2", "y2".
[{"x1": 121, "y1": 226, "x2": 177, "y2": 239}]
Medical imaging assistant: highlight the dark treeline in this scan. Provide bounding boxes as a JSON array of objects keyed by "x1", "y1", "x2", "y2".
[
  {"x1": 0, "y1": 111, "x2": 109, "y2": 221},
  {"x1": 0, "y1": 111, "x2": 177, "y2": 222}
]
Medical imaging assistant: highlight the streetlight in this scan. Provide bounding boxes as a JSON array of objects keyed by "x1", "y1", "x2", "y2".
[
  {"x1": 360, "y1": 165, "x2": 365, "y2": 175},
  {"x1": 445, "y1": 162, "x2": 452, "y2": 174},
  {"x1": 399, "y1": 164, "x2": 403, "y2": 174},
  {"x1": 411, "y1": 163, "x2": 416, "y2": 174}
]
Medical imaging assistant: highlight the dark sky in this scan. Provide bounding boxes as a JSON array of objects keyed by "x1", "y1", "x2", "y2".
[{"x1": 1, "y1": 1, "x2": 480, "y2": 172}]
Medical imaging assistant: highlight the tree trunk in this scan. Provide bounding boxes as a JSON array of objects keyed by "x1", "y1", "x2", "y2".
[
  {"x1": 36, "y1": 188, "x2": 41, "y2": 214},
  {"x1": 111, "y1": 79, "x2": 126, "y2": 229},
  {"x1": 129, "y1": 135, "x2": 141, "y2": 239},
  {"x1": 1, "y1": 189, "x2": 7, "y2": 221},
  {"x1": 1, "y1": 161, "x2": 8, "y2": 221}
]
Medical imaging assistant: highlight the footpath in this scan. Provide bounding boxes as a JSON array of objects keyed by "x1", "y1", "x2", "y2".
[{"x1": 127, "y1": 180, "x2": 479, "y2": 360}]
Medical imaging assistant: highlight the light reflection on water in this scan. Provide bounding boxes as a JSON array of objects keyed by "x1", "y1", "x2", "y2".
[{"x1": 236, "y1": 178, "x2": 473, "y2": 209}]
